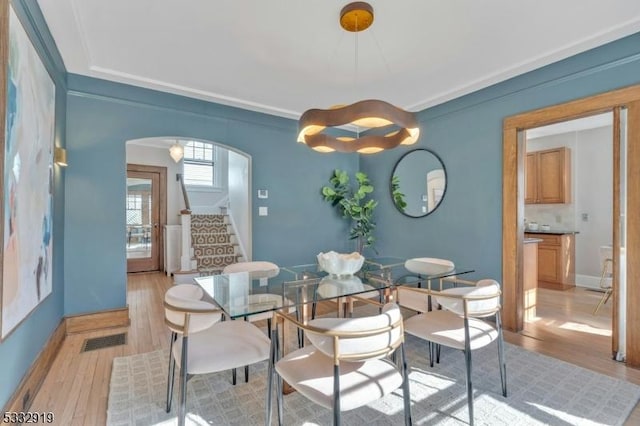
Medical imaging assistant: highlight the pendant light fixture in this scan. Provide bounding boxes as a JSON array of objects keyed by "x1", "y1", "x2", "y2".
[
  {"x1": 169, "y1": 140, "x2": 184, "y2": 163},
  {"x1": 297, "y1": 2, "x2": 420, "y2": 154}
]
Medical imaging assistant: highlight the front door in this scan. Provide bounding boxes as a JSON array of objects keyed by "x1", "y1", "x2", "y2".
[{"x1": 126, "y1": 164, "x2": 166, "y2": 273}]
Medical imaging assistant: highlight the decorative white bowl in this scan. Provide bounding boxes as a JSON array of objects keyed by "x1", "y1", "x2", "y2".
[{"x1": 317, "y1": 251, "x2": 364, "y2": 276}]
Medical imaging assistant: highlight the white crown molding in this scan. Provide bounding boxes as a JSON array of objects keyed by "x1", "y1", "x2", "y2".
[
  {"x1": 407, "y1": 17, "x2": 640, "y2": 112},
  {"x1": 87, "y1": 66, "x2": 303, "y2": 120},
  {"x1": 69, "y1": 0, "x2": 93, "y2": 66}
]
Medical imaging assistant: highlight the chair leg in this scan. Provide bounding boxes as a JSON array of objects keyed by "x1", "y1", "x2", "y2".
[
  {"x1": 232, "y1": 368, "x2": 237, "y2": 385},
  {"x1": 166, "y1": 332, "x2": 176, "y2": 413},
  {"x1": 276, "y1": 370, "x2": 284, "y2": 426},
  {"x1": 178, "y1": 336, "x2": 189, "y2": 426},
  {"x1": 245, "y1": 365, "x2": 249, "y2": 383},
  {"x1": 428, "y1": 341, "x2": 434, "y2": 368},
  {"x1": 294, "y1": 311, "x2": 304, "y2": 348},
  {"x1": 463, "y1": 319, "x2": 474, "y2": 426},
  {"x1": 436, "y1": 344, "x2": 441, "y2": 364},
  {"x1": 593, "y1": 259, "x2": 613, "y2": 315},
  {"x1": 333, "y1": 365, "x2": 341, "y2": 426},
  {"x1": 399, "y1": 343, "x2": 413, "y2": 426},
  {"x1": 311, "y1": 287, "x2": 318, "y2": 319},
  {"x1": 593, "y1": 289, "x2": 612, "y2": 315},
  {"x1": 275, "y1": 326, "x2": 283, "y2": 426},
  {"x1": 266, "y1": 327, "x2": 276, "y2": 426},
  {"x1": 496, "y1": 312, "x2": 508, "y2": 397}
]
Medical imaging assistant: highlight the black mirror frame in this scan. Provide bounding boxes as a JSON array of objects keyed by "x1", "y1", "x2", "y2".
[{"x1": 390, "y1": 148, "x2": 448, "y2": 218}]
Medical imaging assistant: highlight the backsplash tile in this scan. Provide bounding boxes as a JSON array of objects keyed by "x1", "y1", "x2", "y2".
[{"x1": 525, "y1": 204, "x2": 576, "y2": 230}]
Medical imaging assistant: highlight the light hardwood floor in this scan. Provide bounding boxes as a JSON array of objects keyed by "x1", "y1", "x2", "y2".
[{"x1": 28, "y1": 273, "x2": 640, "y2": 425}]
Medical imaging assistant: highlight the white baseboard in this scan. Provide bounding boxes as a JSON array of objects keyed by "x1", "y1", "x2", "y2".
[{"x1": 575, "y1": 273, "x2": 609, "y2": 290}]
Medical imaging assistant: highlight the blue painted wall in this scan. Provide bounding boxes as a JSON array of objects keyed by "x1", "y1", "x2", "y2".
[
  {"x1": 362, "y1": 31, "x2": 640, "y2": 283},
  {"x1": 64, "y1": 76, "x2": 358, "y2": 315},
  {"x1": 0, "y1": 0, "x2": 67, "y2": 409}
]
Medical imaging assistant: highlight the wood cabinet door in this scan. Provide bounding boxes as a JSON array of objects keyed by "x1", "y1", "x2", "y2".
[
  {"x1": 538, "y1": 245, "x2": 560, "y2": 282},
  {"x1": 525, "y1": 153, "x2": 538, "y2": 204},
  {"x1": 538, "y1": 148, "x2": 569, "y2": 203}
]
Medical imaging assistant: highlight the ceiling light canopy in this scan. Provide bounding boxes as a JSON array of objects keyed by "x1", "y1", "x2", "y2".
[{"x1": 297, "y1": 2, "x2": 420, "y2": 154}]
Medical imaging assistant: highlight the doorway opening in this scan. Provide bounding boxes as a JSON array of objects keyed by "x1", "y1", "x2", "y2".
[
  {"x1": 125, "y1": 137, "x2": 251, "y2": 277},
  {"x1": 502, "y1": 84, "x2": 640, "y2": 367},
  {"x1": 521, "y1": 111, "x2": 616, "y2": 360},
  {"x1": 126, "y1": 164, "x2": 167, "y2": 273}
]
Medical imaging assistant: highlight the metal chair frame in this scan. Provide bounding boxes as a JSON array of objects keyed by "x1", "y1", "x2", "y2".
[
  {"x1": 266, "y1": 308, "x2": 412, "y2": 426},
  {"x1": 399, "y1": 285, "x2": 507, "y2": 426}
]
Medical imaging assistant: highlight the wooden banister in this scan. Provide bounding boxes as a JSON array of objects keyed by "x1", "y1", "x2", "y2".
[{"x1": 177, "y1": 173, "x2": 191, "y2": 214}]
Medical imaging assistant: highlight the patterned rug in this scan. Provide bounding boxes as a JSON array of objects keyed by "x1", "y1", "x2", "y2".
[{"x1": 107, "y1": 334, "x2": 640, "y2": 425}]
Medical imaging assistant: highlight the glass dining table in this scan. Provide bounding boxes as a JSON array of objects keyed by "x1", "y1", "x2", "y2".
[{"x1": 193, "y1": 256, "x2": 475, "y2": 322}]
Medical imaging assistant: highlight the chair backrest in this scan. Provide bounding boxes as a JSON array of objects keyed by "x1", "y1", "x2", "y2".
[
  {"x1": 404, "y1": 257, "x2": 454, "y2": 276},
  {"x1": 435, "y1": 279, "x2": 501, "y2": 318},
  {"x1": 164, "y1": 284, "x2": 221, "y2": 335},
  {"x1": 600, "y1": 245, "x2": 613, "y2": 276},
  {"x1": 223, "y1": 261, "x2": 280, "y2": 280},
  {"x1": 306, "y1": 303, "x2": 403, "y2": 363}
]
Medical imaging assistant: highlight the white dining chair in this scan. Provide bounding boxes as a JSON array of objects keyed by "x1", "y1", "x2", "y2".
[
  {"x1": 222, "y1": 261, "x2": 299, "y2": 382},
  {"x1": 399, "y1": 279, "x2": 507, "y2": 426},
  {"x1": 164, "y1": 284, "x2": 271, "y2": 426},
  {"x1": 397, "y1": 257, "x2": 458, "y2": 313},
  {"x1": 266, "y1": 303, "x2": 412, "y2": 426}
]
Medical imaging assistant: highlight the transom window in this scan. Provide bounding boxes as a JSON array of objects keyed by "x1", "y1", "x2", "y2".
[{"x1": 183, "y1": 141, "x2": 217, "y2": 187}]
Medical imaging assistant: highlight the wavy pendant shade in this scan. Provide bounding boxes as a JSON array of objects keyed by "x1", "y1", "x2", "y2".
[{"x1": 297, "y1": 2, "x2": 420, "y2": 154}]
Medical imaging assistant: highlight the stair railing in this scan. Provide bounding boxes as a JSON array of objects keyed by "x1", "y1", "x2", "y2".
[
  {"x1": 177, "y1": 173, "x2": 191, "y2": 214},
  {"x1": 177, "y1": 174, "x2": 193, "y2": 271}
]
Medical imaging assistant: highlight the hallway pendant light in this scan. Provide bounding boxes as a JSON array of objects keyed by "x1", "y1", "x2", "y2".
[
  {"x1": 169, "y1": 141, "x2": 184, "y2": 163},
  {"x1": 297, "y1": 2, "x2": 420, "y2": 154}
]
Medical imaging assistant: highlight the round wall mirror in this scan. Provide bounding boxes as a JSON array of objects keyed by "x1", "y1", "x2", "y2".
[{"x1": 390, "y1": 148, "x2": 447, "y2": 218}]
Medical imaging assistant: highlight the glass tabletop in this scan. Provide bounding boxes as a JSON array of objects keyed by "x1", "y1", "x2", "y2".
[
  {"x1": 362, "y1": 256, "x2": 406, "y2": 270},
  {"x1": 194, "y1": 261, "x2": 474, "y2": 319}
]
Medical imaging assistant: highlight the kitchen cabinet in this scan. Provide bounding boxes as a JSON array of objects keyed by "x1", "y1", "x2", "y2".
[
  {"x1": 525, "y1": 147, "x2": 571, "y2": 204},
  {"x1": 525, "y1": 232, "x2": 575, "y2": 290}
]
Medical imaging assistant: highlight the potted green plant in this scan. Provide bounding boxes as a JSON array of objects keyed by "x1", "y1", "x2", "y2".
[{"x1": 321, "y1": 169, "x2": 378, "y2": 253}]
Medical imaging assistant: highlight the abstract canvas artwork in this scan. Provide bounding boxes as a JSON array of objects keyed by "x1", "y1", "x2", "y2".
[{"x1": 1, "y1": 5, "x2": 56, "y2": 339}]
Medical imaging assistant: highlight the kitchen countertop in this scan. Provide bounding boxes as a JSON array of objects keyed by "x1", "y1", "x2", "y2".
[
  {"x1": 524, "y1": 237, "x2": 543, "y2": 244},
  {"x1": 525, "y1": 229, "x2": 580, "y2": 235}
]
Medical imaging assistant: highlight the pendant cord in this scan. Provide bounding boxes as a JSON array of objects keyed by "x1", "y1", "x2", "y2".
[
  {"x1": 354, "y1": 14, "x2": 359, "y2": 94},
  {"x1": 355, "y1": 14, "x2": 360, "y2": 137}
]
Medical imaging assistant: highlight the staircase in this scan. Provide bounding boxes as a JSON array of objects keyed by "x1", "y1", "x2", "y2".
[{"x1": 190, "y1": 214, "x2": 243, "y2": 275}]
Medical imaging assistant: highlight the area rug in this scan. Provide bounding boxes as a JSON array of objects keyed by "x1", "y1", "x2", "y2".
[{"x1": 107, "y1": 334, "x2": 640, "y2": 426}]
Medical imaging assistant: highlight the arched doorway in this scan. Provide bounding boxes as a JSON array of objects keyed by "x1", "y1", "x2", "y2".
[{"x1": 125, "y1": 137, "x2": 251, "y2": 274}]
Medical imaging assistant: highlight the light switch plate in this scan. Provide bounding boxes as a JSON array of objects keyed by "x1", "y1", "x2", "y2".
[
  {"x1": 259, "y1": 206, "x2": 268, "y2": 216},
  {"x1": 257, "y1": 189, "x2": 268, "y2": 199}
]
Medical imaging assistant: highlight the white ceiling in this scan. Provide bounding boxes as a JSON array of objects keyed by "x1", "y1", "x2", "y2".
[{"x1": 38, "y1": 0, "x2": 640, "y2": 120}]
